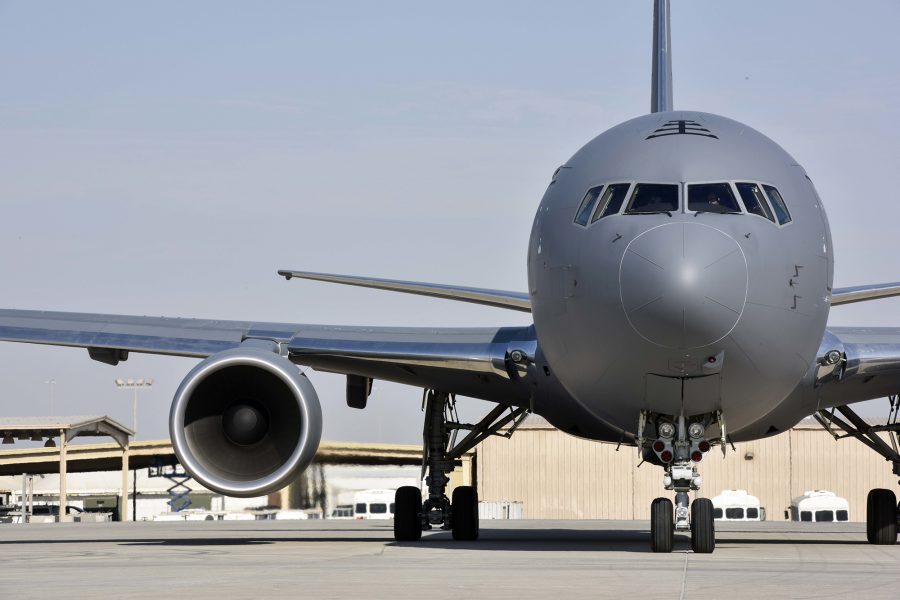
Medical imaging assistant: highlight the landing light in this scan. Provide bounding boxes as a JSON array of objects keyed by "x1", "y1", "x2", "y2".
[
  {"x1": 660, "y1": 450, "x2": 673, "y2": 463},
  {"x1": 688, "y1": 422, "x2": 705, "y2": 439},
  {"x1": 698, "y1": 440, "x2": 711, "y2": 453},
  {"x1": 652, "y1": 440, "x2": 666, "y2": 453},
  {"x1": 691, "y1": 451, "x2": 703, "y2": 463},
  {"x1": 658, "y1": 422, "x2": 675, "y2": 438}
]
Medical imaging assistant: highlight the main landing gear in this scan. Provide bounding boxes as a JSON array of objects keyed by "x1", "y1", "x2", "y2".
[
  {"x1": 645, "y1": 413, "x2": 716, "y2": 553},
  {"x1": 393, "y1": 390, "x2": 529, "y2": 542},
  {"x1": 815, "y1": 400, "x2": 900, "y2": 545}
]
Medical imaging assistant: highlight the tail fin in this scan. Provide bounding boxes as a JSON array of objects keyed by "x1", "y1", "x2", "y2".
[{"x1": 651, "y1": 0, "x2": 673, "y2": 113}]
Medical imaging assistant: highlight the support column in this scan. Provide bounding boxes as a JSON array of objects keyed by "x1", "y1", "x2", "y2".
[
  {"x1": 58, "y1": 428, "x2": 69, "y2": 523},
  {"x1": 120, "y1": 445, "x2": 130, "y2": 522}
]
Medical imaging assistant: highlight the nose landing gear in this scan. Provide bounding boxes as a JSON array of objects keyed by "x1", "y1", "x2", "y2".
[{"x1": 646, "y1": 413, "x2": 716, "y2": 553}]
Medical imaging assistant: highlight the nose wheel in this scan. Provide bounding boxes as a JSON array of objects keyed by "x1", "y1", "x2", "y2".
[
  {"x1": 690, "y1": 498, "x2": 715, "y2": 553},
  {"x1": 650, "y1": 497, "x2": 673, "y2": 552}
]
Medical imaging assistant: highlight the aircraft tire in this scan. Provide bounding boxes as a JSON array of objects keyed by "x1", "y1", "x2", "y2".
[
  {"x1": 451, "y1": 486, "x2": 479, "y2": 541},
  {"x1": 690, "y1": 498, "x2": 715, "y2": 554},
  {"x1": 866, "y1": 488, "x2": 897, "y2": 545},
  {"x1": 393, "y1": 486, "x2": 422, "y2": 542},
  {"x1": 650, "y1": 497, "x2": 673, "y2": 553}
]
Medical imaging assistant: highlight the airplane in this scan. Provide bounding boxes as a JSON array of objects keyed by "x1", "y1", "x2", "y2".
[{"x1": 2, "y1": 0, "x2": 900, "y2": 553}]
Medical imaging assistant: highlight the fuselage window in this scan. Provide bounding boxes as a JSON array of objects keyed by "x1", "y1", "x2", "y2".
[
  {"x1": 688, "y1": 182, "x2": 741, "y2": 214},
  {"x1": 625, "y1": 183, "x2": 679, "y2": 214},
  {"x1": 736, "y1": 182, "x2": 775, "y2": 222},
  {"x1": 591, "y1": 183, "x2": 631, "y2": 222},
  {"x1": 574, "y1": 186, "x2": 603, "y2": 226},
  {"x1": 762, "y1": 185, "x2": 792, "y2": 225}
]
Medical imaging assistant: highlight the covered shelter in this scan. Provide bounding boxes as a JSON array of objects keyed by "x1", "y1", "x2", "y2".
[{"x1": 0, "y1": 416, "x2": 133, "y2": 521}]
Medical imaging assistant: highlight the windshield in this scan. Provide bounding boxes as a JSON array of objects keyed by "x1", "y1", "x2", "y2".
[
  {"x1": 625, "y1": 183, "x2": 679, "y2": 214},
  {"x1": 688, "y1": 183, "x2": 741, "y2": 214}
]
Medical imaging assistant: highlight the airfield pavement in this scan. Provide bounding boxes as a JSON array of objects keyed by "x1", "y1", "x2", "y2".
[{"x1": 0, "y1": 519, "x2": 897, "y2": 599}]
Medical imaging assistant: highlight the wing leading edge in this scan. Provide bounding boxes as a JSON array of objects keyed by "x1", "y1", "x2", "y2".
[
  {"x1": 0, "y1": 309, "x2": 536, "y2": 405},
  {"x1": 831, "y1": 282, "x2": 900, "y2": 306},
  {"x1": 277, "y1": 270, "x2": 531, "y2": 312}
]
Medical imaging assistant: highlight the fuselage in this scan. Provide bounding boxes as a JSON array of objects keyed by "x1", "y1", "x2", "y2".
[{"x1": 528, "y1": 111, "x2": 833, "y2": 439}]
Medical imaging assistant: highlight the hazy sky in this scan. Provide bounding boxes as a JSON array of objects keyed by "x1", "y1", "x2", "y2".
[{"x1": 1, "y1": 1, "x2": 898, "y2": 444}]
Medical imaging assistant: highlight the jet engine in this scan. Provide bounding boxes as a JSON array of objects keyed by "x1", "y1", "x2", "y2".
[{"x1": 169, "y1": 347, "x2": 322, "y2": 497}]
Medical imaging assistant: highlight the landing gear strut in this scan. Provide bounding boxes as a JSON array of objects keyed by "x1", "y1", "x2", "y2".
[
  {"x1": 816, "y1": 401, "x2": 900, "y2": 545},
  {"x1": 393, "y1": 390, "x2": 529, "y2": 542},
  {"x1": 647, "y1": 413, "x2": 716, "y2": 553}
]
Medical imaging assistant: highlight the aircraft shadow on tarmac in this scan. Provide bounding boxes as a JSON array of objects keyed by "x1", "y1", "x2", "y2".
[{"x1": 0, "y1": 526, "x2": 870, "y2": 551}]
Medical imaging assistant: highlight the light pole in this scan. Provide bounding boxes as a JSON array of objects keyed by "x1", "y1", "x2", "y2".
[
  {"x1": 114, "y1": 378, "x2": 153, "y2": 438},
  {"x1": 44, "y1": 380, "x2": 56, "y2": 415}
]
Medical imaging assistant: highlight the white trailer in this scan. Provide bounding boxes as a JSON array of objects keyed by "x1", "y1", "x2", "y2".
[
  {"x1": 789, "y1": 490, "x2": 849, "y2": 522},
  {"x1": 711, "y1": 490, "x2": 765, "y2": 521}
]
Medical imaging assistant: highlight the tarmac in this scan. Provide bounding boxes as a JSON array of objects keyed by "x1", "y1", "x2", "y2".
[{"x1": 1, "y1": 519, "x2": 898, "y2": 599}]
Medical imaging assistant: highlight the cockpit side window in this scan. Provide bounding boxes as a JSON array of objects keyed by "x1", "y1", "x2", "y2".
[
  {"x1": 736, "y1": 182, "x2": 775, "y2": 222},
  {"x1": 762, "y1": 185, "x2": 792, "y2": 225},
  {"x1": 574, "y1": 186, "x2": 603, "y2": 226},
  {"x1": 624, "y1": 183, "x2": 679, "y2": 214},
  {"x1": 688, "y1": 183, "x2": 741, "y2": 214},
  {"x1": 591, "y1": 183, "x2": 631, "y2": 222}
]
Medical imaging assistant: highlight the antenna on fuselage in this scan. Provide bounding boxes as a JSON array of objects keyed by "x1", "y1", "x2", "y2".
[{"x1": 651, "y1": 0, "x2": 673, "y2": 113}]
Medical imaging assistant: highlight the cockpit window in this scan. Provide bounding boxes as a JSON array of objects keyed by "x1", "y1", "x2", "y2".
[
  {"x1": 688, "y1": 183, "x2": 741, "y2": 214},
  {"x1": 736, "y1": 182, "x2": 775, "y2": 222},
  {"x1": 591, "y1": 183, "x2": 631, "y2": 222},
  {"x1": 762, "y1": 185, "x2": 792, "y2": 225},
  {"x1": 574, "y1": 186, "x2": 603, "y2": 226},
  {"x1": 624, "y1": 183, "x2": 679, "y2": 214}
]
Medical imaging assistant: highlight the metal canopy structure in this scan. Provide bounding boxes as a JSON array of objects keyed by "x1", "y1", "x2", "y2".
[{"x1": 0, "y1": 416, "x2": 133, "y2": 522}]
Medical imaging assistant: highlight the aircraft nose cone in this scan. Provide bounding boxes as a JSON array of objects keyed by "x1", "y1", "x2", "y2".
[{"x1": 619, "y1": 222, "x2": 748, "y2": 349}]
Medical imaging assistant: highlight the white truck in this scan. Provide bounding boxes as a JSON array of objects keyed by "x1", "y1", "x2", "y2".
[
  {"x1": 711, "y1": 490, "x2": 765, "y2": 521},
  {"x1": 789, "y1": 490, "x2": 849, "y2": 522}
]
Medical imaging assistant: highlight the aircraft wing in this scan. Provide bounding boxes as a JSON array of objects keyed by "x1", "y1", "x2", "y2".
[
  {"x1": 0, "y1": 309, "x2": 536, "y2": 405},
  {"x1": 277, "y1": 270, "x2": 531, "y2": 312},
  {"x1": 814, "y1": 326, "x2": 900, "y2": 407},
  {"x1": 831, "y1": 282, "x2": 900, "y2": 305}
]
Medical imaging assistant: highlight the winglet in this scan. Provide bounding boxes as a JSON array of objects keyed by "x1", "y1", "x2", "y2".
[{"x1": 278, "y1": 270, "x2": 532, "y2": 313}]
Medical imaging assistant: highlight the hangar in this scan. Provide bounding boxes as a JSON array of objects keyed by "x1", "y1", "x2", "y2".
[{"x1": 476, "y1": 416, "x2": 897, "y2": 522}]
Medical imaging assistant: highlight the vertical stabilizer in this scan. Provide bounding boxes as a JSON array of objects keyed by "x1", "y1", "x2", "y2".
[{"x1": 651, "y1": 0, "x2": 673, "y2": 113}]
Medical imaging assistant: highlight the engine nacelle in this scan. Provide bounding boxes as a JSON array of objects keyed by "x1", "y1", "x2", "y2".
[{"x1": 169, "y1": 347, "x2": 322, "y2": 497}]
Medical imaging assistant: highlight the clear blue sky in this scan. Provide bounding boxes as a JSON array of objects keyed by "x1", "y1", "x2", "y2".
[{"x1": 1, "y1": 1, "x2": 898, "y2": 443}]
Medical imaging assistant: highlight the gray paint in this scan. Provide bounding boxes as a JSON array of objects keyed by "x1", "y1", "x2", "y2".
[{"x1": 0, "y1": 2, "x2": 897, "y2": 484}]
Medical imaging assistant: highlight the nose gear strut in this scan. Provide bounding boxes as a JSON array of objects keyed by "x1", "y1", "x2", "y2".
[{"x1": 647, "y1": 411, "x2": 717, "y2": 553}]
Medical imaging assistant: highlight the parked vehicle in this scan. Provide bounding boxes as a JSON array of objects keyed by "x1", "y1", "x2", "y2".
[
  {"x1": 711, "y1": 490, "x2": 766, "y2": 522},
  {"x1": 330, "y1": 505, "x2": 355, "y2": 519},
  {"x1": 789, "y1": 491, "x2": 849, "y2": 522},
  {"x1": 353, "y1": 489, "x2": 396, "y2": 520}
]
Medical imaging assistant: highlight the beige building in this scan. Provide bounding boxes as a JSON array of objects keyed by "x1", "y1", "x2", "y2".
[{"x1": 476, "y1": 416, "x2": 898, "y2": 522}]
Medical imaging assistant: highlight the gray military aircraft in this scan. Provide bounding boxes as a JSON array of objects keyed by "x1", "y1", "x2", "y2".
[{"x1": 2, "y1": 0, "x2": 900, "y2": 552}]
